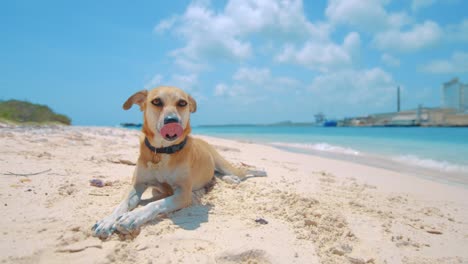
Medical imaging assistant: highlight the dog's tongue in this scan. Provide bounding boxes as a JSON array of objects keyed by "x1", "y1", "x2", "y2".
[{"x1": 160, "y1": 123, "x2": 183, "y2": 140}]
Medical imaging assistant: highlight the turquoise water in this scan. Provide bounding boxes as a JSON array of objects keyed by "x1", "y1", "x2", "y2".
[{"x1": 192, "y1": 126, "x2": 468, "y2": 182}]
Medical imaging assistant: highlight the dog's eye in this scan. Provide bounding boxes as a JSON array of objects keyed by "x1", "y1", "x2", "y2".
[
  {"x1": 151, "y1": 98, "x2": 163, "y2": 107},
  {"x1": 178, "y1": 100, "x2": 187, "y2": 107}
]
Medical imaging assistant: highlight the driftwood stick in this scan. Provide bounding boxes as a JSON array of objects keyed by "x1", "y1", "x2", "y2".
[
  {"x1": 2, "y1": 168, "x2": 52, "y2": 177},
  {"x1": 88, "y1": 192, "x2": 110, "y2": 196}
]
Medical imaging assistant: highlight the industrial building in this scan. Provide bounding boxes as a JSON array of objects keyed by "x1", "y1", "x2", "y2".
[
  {"x1": 442, "y1": 78, "x2": 468, "y2": 113},
  {"x1": 340, "y1": 78, "x2": 468, "y2": 127}
]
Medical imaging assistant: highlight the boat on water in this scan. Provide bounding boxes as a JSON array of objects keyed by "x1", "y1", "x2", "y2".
[
  {"x1": 323, "y1": 120, "x2": 338, "y2": 127},
  {"x1": 120, "y1": 123, "x2": 142, "y2": 128}
]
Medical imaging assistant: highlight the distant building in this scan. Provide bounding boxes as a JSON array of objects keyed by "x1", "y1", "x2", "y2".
[
  {"x1": 337, "y1": 78, "x2": 468, "y2": 127},
  {"x1": 442, "y1": 78, "x2": 468, "y2": 113},
  {"x1": 362, "y1": 108, "x2": 467, "y2": 127}
]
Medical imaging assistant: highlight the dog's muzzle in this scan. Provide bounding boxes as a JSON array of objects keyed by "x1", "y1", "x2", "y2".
[{"x1": 160, "y1": 114, "x2": 183, "y2": 141}]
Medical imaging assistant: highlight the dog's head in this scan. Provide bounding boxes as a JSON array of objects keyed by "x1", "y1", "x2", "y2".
[{"x1": 123, "y1": 86, "x2": 197, "y2": 143}]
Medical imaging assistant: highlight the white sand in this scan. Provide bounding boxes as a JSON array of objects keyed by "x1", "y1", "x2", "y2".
[{"x1": 1, "y1": 125, "x2": 467, "y2": 264}]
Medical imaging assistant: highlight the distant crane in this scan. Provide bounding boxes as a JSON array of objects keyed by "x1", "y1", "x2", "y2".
[{"x1": 314, "y1": 112, "x2": 325, "y2": 124}]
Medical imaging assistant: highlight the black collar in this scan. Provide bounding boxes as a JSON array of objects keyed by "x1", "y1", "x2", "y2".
[{"x1": 144, "y1": 137, "x2": 188, "y2": 154}]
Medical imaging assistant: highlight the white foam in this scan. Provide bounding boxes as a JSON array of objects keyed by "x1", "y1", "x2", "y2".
[
  {"x1": 392, "y1": 155, "x2": 468, "y2": 174},
  {"x1": 271, "y1": 142, "x2": 360, "y2": 156}
]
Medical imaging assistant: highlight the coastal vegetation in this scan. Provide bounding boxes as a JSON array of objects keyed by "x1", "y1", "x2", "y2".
[{"x1": 0, "y1": 99, "x2": 71, "y2": 125}]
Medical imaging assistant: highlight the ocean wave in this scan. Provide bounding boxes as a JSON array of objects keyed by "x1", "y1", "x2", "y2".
[
  {"x1": 270, "y1": 142, "x2": 360, "y2": 156},
  {"x1": 392, "y1": 155, "x2": 468, "y2": 174}
]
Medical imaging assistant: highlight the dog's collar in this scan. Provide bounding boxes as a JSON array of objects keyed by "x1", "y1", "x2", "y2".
[{"x1": 144, "y1": 137, "x2": 188, "y2": 154}]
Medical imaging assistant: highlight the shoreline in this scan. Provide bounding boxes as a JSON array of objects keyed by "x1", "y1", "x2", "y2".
[
  {"x1": 192, "y1": 132, "x2": 468, "y2": 188},
  {"x1": 270, "y1": 144, "x2": 468, "y2": 188},
  {"x1": 195, "y1": 134, "x2": 468, "y2": 201},
  {"x1": 1, "y1": 125, "x2": 468, "y2": 263}
]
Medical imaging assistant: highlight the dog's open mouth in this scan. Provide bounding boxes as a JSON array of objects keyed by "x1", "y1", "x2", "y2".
[{"x1": 160, "y1": 123, "x2": 184, "y2": 141}]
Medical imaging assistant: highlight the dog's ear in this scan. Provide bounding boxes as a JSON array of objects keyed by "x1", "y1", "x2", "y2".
[
  {"x1": 123, "y1": 90, "x2": 148, "y2": 111},
  {"x1": 188, "y1": 95, "x2": 197, "y2": 113}
]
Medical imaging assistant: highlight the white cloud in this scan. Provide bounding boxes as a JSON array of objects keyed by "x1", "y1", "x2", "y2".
[
  {"x1": 420, "y1": 51, "x2": 468, "y2": 74},
  {"x1": 276, "y1": 77, "x2": 301, "y2": 88},
  {"x1": 373, "y1": 21, "x2": 442, "y2": 52},
  {"x1": 343, "y1": 31, "x2": 361, "y2": 56},
  {"x1": 214, "y1": 67, "x2": 397, "y2": 118},
  {"x1": 411, "y1": 0, "x2": 437, "y2": 11},
  {"x1": 308, "y1": 68, "x2": 396, "y2": 109},
  {"x1": 145, "y1": 74, "x2": 163, "y2": 89},
  {"x1": 214, "y1": 66, "x2": 301, "y2": 98},
  {"x1": 144, "y1": 73, "x2": 198, "y2": 91},
  {"x1": 214, "y1": 83, "x2": 229, "y2": 96},
  {"x1": 233, "y1": 67, "x2": 271, "y2": 85},
  {"x1": 213, "y1": 82, "x2": 257, "y2": 104},
  {"x1": 156, "y1": 0, "x2": 330, "y2": 69},
  {"x1": 154, "y1": 16, "x2": 178, "y2": 33},
  {"x1": 325, "y1": 0, "x2": 446, "y2": 54},
  {"x1": 275, "y1": 32, "x2": 361, "y2": 72},
  {"x1": 325, "y1": 0, "x2": 410, "y2": 33},
  {"x1": 224, "y1": 0, "x2": 329, "y2": 40},
  {"x1": 232, "y1": 67, "x2": 301, "y2": 91},
  {"x1": 381, "y1": 53, "x2": 400, "y2": 67},
  {"x1": 171, "y1": 74, "x2": 199, "y2": 91},
  {"x1": 167, "y1": 3, "x2": 252, "y2": 62},
  {"x1": 387, "y1": 12, "x2": 412, "y2": 29},
  {"x1": 173, "y1": 57, "x2": 207, "y2": 73}
]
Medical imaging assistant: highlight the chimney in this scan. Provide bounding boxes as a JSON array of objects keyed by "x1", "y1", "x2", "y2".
[{"x1": 397, "y1": 86, "x2": 401, "y2": 112}]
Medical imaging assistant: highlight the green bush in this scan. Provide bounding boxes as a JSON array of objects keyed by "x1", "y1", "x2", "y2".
[{"x1": 0, "y1": 100, "x2": 71, "y2": 125}]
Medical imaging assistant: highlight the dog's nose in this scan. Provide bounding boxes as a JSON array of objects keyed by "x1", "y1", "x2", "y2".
[{"x1": 164, "y1": 115, "x2": 179, "y2": 124}]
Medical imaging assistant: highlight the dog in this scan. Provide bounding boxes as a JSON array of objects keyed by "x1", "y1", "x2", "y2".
[{"x1": 92, "y1": 86, "x2": 265, "y2": 239}]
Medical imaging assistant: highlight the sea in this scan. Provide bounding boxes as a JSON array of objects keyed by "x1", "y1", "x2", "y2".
[{"x1": 191, "y1": 126, "x2": 468, "y2": 186}]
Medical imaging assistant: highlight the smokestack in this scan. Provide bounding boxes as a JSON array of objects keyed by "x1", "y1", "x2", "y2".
[{"x1": 397, "y1": 86, "x2": 401, "y2": 112}]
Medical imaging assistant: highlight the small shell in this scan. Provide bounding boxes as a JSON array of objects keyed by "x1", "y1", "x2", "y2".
[
  {"x1": 255, "y1": 218, "x2": 268, "y2": 225},
  {"x1": 89, "y1": 179, "x2": 104, "y2": 188}
]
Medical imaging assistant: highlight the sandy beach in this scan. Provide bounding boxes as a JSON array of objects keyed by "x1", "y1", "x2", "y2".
[{"x1": 1, "y1": 125, "x2": 467, "y2": 264}]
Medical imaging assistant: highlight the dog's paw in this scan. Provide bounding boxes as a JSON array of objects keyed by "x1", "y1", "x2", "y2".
[
  {"x1": 91, "y1": 216, "x2": 117, "y2": 240},
  {"x1": 221, "y1": 175, "x2": 241, "y2": 184},
  {"x1": 114, "y1": 211, "x2": 144, "y2": 236}
]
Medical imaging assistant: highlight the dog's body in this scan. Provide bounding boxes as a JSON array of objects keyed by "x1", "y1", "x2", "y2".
[{"x1": 92, "y1": 86, "x2": 264, "y2": 239}]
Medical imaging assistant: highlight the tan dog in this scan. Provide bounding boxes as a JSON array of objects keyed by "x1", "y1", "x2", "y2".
[{"x1": 92, "y1": 86, "x2": 265, "y2": 239}]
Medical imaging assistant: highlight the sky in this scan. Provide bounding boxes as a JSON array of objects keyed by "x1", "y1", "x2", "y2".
[{"x1": 1, "y1": 0, "x2": 468, "y2": 126}]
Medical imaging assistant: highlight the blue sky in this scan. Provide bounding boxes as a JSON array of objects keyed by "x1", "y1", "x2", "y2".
[{"x1": 1, "y1": 0, "x2": 467, "y2": 126}]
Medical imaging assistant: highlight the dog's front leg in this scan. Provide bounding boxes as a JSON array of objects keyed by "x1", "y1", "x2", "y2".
[
  {"x1": 115, "y1": 185, "x2": 191, "y2": 235},
  {"x1": 92, "y1": 183, "x2": 147, "y2": 239}
]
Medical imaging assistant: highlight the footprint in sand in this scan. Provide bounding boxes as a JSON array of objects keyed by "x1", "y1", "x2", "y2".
[{"x1": 216, "y1": 249, "x2": 270, "y2": 264}]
